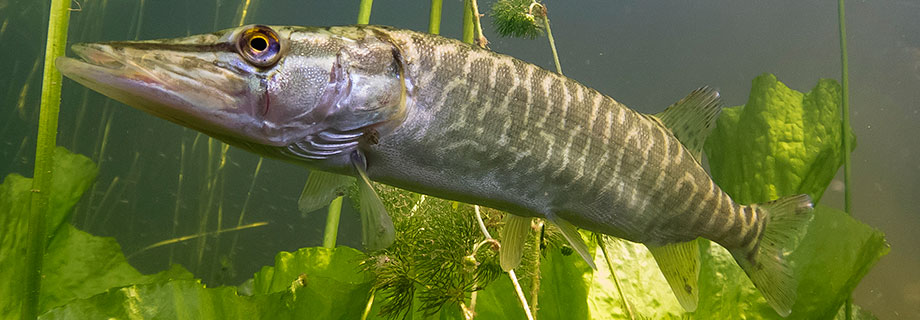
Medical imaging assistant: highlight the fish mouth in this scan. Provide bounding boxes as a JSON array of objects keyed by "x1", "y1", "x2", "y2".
[{"x1": 56, "y1": 41, "x2": 269, "y2": 145}]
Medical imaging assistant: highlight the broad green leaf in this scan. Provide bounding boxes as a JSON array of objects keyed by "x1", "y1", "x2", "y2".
[
  {"x1": 40, "y1": 224, "x2": 194, "y2": 313},
  {"x1": 698, "y1": 74, "x2": 885, "y2": 319},
  {"x1": 705, "y1": 73, "x2": 854, "y2": 204},
  {"x1": 588, "y1": 239, "x2": 684, "y2": 319},
  {"x1": 252, "y1": 246, "x2": 373, "y2": 319},
  {"x1": 1, "y1": 147, "x2": 97, "y2": 319},
  {"x1": 692, "y1": 205, "x2": 888, "y2": 319},
  {"x1": 476, "y1": 246, "x2": 592, "y2": 319},
  {"x1": 252, "y1": 246, "x2": 372, "y2": 294},
  {"x1": 587, "y1": 206, "x2": 887, "y2": 320},
  {"x1": 536, "y1": 235, "x2": 592, "y2": 319},
  {"x1": 40, "y1": 279, "x2": 296, "y2": 320},
  {"x1": 786, "y1": 205, "x2": 888, "y2": 319}
]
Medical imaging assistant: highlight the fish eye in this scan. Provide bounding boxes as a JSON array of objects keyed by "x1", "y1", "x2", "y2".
[{"x1": 237, "y1": 25, "x2": 281, "y2": 68}]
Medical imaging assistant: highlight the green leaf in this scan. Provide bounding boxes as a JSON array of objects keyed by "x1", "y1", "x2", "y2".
[
  {"x1": 536, "y1": 237, "x2": 593, "y2": 319},
  {"x1": 691, "y1": 205, "x2": 888, "y2": 320},
  {"x1": 40, "y1": 224, "x2": 194, "y2": 313},
  {"x1": 476, "y1": 246, "x2": 592, "y2": 319},
  {"x1": 587, "y1": 239, "x2": 684, "y2": 319},
  {"x1": 705, "y1": 73, "x2": 854, "y2": 204},
  {"x1": 1, "y1": 147, "x2": 97, "y2": 319},
  {"x1": 40, "y1": 279, "x2": 296, "y2": 320},
  {"x1": 787, "y1": 205, "x2": 888, "y2": 319},
  {"x1": 697, "y1": 74, "x2": 886, "y2": 319},
  {"x1": 252, "y1": 246, "x2": 372, "y2": 294},
  {"x1": 252, "y1": 247, "x2": 374, "y2": 318}
]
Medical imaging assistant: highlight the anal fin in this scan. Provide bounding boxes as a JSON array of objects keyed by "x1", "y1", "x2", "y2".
[
  {"x1": 545, "y1": 215, "x2": 597, "y2": 270},
  {"x1": 500, "y1": 215, "x2": 532, "y2": 271},
  {"x1": 646, "y1": 239, "x2": 701, "y2": 312},
  {"x1": 298, "y1": 170, "x2": 354, "y2": 215}
]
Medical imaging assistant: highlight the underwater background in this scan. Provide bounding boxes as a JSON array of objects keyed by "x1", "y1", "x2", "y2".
[{"x1": 0, "y1": 0, "x2": 917, "y2": 318}]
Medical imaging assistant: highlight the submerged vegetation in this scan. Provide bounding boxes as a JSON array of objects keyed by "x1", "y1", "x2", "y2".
[{"x1": 0, "y1": 1, "x2": 889, "y2": 319}]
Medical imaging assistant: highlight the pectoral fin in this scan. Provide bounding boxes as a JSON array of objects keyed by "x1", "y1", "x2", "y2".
[
  {"x1": 298, "y1": 170, "x2": 354, "y2": 215},
  {"x1": 646, "y1": 240, "x2": 701, "y2": 312},
  {"x1": 545, "y1": 215, "x2": 597, "y2": 270},
  {"x1": 500, "y1": 215, "x2": 532, "y2": 271},
  {"x1": 352, "y1": 152, "x2": 395, "y2": 251}
]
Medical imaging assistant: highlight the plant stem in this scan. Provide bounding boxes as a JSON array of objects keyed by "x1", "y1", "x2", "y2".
[
  {"x1": 229, "y1": 157, "x2": 262, "y2": 256},
  {"x1": 360, "y1": 289, "x2": 376, "y2": 320},
  {"x1": 474, "y1": 206, "x2": 533, "y2": 320},
  {"x1": 169, "y1": 137, "x2": 187, "y2": 265},
  {"x1": 462, "y1": 0, "x2": 474, "y2": 44},
  {"x1": 469, "y1": 0, "x2": 488, "y2": 48},
  {"x1": 538, "y1": 6, "x2": 562, "y2": 75},
  {"x1": 236, "y1": 0, "x2": 252, "y2": 26},
  {"x1": 428, "y1": 0, "x2": 442, "y2": 34},
  {"x1": 357, "y1": 0, "x2": 373, "y2": 25},
  {"x1": 24, "y1": 0, "x2": 70, "y2": 318},
  {"x1": 129, "y1": 221, "x2": 268, "y2": 258},
  {"x1": 528, "y1": 222, "x2": 541, "y2": 315},
  {"x1": 837, "y1": 0, "x2": 853, "y2": 319},
  {"x1": 323, "y1": 196, "x2": 343, "y2": 248},
  {"x1": 596, "y1": 235, "x2": 635, "y2": 320},
  {"x1": 509, "y1": 269, "x2": 535, "y2": 320}
]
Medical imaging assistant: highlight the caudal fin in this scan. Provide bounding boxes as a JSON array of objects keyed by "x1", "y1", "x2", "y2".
[{"x1": 732, "y1": 194, "x2": 814, "y2": 317}]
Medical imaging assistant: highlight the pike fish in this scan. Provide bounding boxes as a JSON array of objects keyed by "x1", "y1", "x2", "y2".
[{"x1": 57, "y1": 25, "x2": 813, "y2": 316}]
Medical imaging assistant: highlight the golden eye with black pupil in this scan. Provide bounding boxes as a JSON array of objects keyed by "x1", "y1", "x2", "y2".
[{"x1": 236, "y1": 25, "x2": 281, "y2": 68}]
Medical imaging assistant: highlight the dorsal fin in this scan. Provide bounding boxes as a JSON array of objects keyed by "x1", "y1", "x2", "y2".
[{"x1": 653, "y1": 87, "x2": 722, "y2": 161}]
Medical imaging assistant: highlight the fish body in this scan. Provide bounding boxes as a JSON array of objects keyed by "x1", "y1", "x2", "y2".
[{"x1": 57, "y1": 25, "x2": 813, "y2": 316}]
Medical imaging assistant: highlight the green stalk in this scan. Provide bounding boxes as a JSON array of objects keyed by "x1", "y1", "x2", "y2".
[
  {"x1": 322, "y1": 196, "x2": 343, "y2": 248},
  {"x1": 838, "y1": 0, "x2": 851, "y2": 215},
  {"x1": 24, "y1": 0, "x2": 71, "y2": 319},
  {"x1": 540, "y1": 10, "x2": 562, "y2": 75},
  {"x1": 357, "y1": 0, "x2": 373, "y2": 25},
  {"x1": 837, "y1": 0, "x2": 854, "y2": 318},
  {"x1": 428, "y1": 0, "x2": 443, "y2": 34},
  {"x1": 462, "y1": 0, "x2": 474, "y2": 44}
]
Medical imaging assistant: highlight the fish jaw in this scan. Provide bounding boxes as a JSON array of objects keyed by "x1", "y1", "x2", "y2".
[{"x1": 55, "y1": 40, "x2": 279, "y2": 146}]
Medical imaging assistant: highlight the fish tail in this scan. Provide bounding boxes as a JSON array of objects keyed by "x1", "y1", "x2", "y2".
[{"x1": 731, "y1": 194, "x2": 814, "y2": 317}]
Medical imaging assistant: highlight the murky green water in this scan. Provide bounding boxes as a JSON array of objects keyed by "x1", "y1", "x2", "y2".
[{"x1": 1, "y1": 0, "x2": 917, "y2": 318}]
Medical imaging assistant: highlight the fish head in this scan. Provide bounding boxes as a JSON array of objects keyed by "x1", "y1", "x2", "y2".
[{"x1": 57, "y1": 25, "x2": 407, "y2": 166}]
